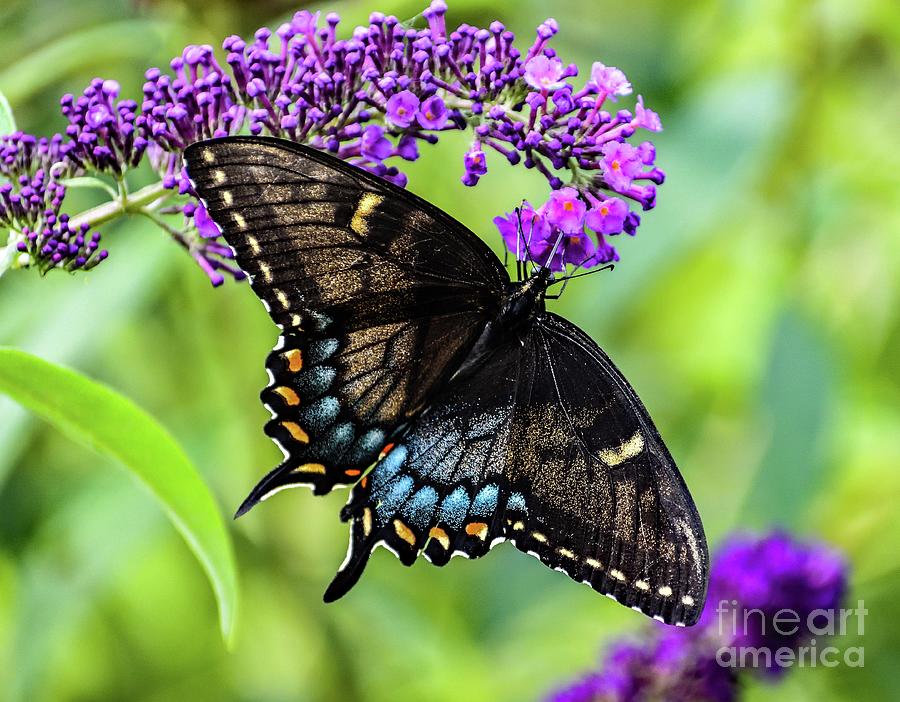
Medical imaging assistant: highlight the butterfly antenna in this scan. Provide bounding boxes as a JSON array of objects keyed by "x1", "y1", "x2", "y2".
[
  {"x1": 513, "y1": 206, "x2": 523, "y2": 282},
  {"x1": 549, "y1": 262, "x2": 616, "y2": 285},
  {"x1": 515, "y1": 203, "x2": 544, "y2": 279},
  {"x1": 541, "y1": 230, "x2": 565, "y2": 272}
]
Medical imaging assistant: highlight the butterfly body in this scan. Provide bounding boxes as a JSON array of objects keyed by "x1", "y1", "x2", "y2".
[{"x1": 184, "y1": 136, "x2": 709, "y2": 626}]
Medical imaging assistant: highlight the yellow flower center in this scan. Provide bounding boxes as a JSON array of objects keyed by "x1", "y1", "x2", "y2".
[
  {"x1": 600, "y1": 206, "x2": 609, "y2": 216},
  {"x1": 563, "y1": 201, "x2": 574, "y2": 211},
  {"x1": 611, "y1": 159, "x2": 621, "y2": 171}
]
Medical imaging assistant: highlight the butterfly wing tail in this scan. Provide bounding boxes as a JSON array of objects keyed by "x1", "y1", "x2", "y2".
[{"x1": 233, "y1": 462, "x2": 302, "y2": 518}]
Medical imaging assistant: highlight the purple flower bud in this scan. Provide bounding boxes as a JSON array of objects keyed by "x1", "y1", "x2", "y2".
[
  {"x1": 360, "y1": 125, "x2": 392, "y2": 161},
  {"x1": 416, "y1": 95, "x2": 448, "y2": 129}
]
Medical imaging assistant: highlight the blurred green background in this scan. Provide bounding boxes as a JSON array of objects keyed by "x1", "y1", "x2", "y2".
[{"x1": 1, "y1": 0, "x2": 899, "y2": 700}]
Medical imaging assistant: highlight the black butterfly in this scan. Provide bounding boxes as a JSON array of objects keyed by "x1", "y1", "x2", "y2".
[{"x1": 184, "y1": 136, "x2": 709, "y2": 626}]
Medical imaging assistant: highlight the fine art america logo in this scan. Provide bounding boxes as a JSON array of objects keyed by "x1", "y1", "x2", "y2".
[{"x1": 714, "y1": 600, "x2": 866, "y2": 669}]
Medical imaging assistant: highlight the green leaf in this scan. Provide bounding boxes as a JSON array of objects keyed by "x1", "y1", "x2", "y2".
[
  {"x1": 0, "y1": 89, "x2": 15, "y2": 135},
  {"x1": 739, "y1": 309, "x2": 835, "y2": 528},
  {"x1": 0, "y1": 348, "x2": 239, "y2": 644}
]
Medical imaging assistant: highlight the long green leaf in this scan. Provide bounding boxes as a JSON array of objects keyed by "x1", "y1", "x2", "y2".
[{"x1": 0, "y1": 347, "x2": 238, "y2": 644}]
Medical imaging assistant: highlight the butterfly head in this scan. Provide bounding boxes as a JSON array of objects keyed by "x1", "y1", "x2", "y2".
[{"x1": 500, "y1": 266, "x2": 554, "y2": 327}]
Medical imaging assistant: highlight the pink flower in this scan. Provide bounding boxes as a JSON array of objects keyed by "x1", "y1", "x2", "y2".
[
  {"x1": 524, "y1": 55, "x2": 566, "y2": 92},
  {"x1": 600, "y1": 142, "x2": 643, "y2": 191},
  {"x1": 586, "y1": 197, "x2": 628, "y2": 235},
  {"x1": 590, "y1": 62, "x2": 632, "y2": 99},
  {"x1": 544, "y1": 187, "x2": 586, "y2": 232},
  {"x1": 634, "y1": 95, "x2": 662, "y2": 132}
]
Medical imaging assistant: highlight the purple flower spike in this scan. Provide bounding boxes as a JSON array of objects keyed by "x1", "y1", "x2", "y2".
[
  {"x1": 386, "y1": 90, "x2": 420, "y2": 128},
  {"x1": 545, "y1": 531, "x2": 848, "y2": 702},
  {"x1": 4, "y1": 2, "x2": 669, "y2": 283}
]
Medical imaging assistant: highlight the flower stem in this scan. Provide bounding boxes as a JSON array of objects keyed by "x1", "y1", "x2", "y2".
[{"x1": 68, "y1": 180, "x2": 170, "y2": 229}]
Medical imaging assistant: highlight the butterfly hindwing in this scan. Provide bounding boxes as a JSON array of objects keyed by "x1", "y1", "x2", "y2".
[
  {"x1": 184, "y1": 137, "x2": 508, "y2": 504},
  {"x1": 327, "y1": 312, "x2": 708, "y2": 625}
]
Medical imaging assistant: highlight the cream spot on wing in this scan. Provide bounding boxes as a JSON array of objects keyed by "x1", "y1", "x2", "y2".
[
  {"x1": 658, "y1": 585, "x2": 673, "y2": 597},
  {"x1": 557, "y1": 547, "x2": 576, "y2": 559},
  {"x1": 350, "y1": 193, "x2": 383, "y2": 235},
  {"x1": 233, "y1": 213, "x2": 247, "y2": 229},
  {"x1": 259, "y1": 261, "x2": 273, "y2": 282},
  {"x1": 635, "y1": 579, "x2": 650, "y2": 591},
  {"x1": 275, "y1": 289, "x2": 289, "y2": 309},
  {"x1": 247, "y1": 235, "x2": 261, "y2": 254},
  {"x1": 531, "y1": 532, "x2": 547, "y2": 543},
  {"x1": 213, "y1": 170, "x2": 226, "y2": 184},
  {"x1": 598, "y1": 431, "x2": 645, "y2": 467},
  {"x1": 610, "y1": 568, "x2": 626, "y2": 581},
  {"x1": 682, "y1": 595, "x2": 695, "y2": 606},
  {"x1": 202, "y1": 149, "x2": 215, "y2": 164},
  {"x1": 222, "y1": 191, "x2": 233, "y2": 206},
  {"x1": 585, "y1": 557, "x2": 602, "y2": 569}
]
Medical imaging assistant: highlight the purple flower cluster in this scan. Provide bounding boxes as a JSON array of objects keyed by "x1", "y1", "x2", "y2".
[
  {"x1": 60, "y1": 79, "x2": 148, "y2": 174},
  {"x1": 493, "y1": 187, "x2": 637, "y2": 270},
  {"x1": 701, "y1": 531, "x2": 848, "y2": 673},
  {"x1": 2, "y1": 1, "x2": 667, "y2": 283},
  {"x1": 1, "y1": 133, "x2": 107, "y2": 273},
  {"x1": 546, "y1": 532, "x2": 848, "y2": 702}
]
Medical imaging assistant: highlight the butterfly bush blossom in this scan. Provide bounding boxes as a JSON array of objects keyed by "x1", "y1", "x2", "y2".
[
  {"x1": 547, "y1": 532, "x2": 848, "y2": 702},
  {"x1": 0, "y1": 1, "x2": 665, "y2": 285}
]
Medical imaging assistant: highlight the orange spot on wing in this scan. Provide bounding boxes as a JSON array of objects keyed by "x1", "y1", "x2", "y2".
[
  {"x1": 274, "y1": 386, "x2": 300, "y2": 406},
  {"x1": 344, "y1": 468, "x2": 361, "y2": 477},
  {"x1": 281, "y1": 421, "x2": 309, "y2": 443},
  {"x1": 429, "y1": 527, "x2": 450, "y2": 549},
  {"x1": 393, "y1": 519, "x2": 416, "y2": 546},
  {"x1": 291, "y1": 463, "x2": 326, "y2": 474},
  {"x1": 465, "y1": 522, "x2": 489, "y2": 540},
  {"x1": 283, "y1": 348, "x2": 303, "y2": 372},
  {"x1": 379, "y1": 442, "x2": 395, "y2": 459}
]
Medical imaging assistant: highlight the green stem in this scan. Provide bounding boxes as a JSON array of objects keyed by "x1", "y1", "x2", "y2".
[{"x1": 68, "y1": 180, "x2": 170, "y2": 229}]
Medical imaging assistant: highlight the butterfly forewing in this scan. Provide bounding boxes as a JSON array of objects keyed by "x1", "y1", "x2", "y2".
[{"x1": 184, "y1": 137, "x2": 508, "y2": 504}]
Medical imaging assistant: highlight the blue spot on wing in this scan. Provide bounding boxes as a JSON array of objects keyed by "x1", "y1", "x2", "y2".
[
  {"x1": 506, "y1": 492, "x2": 527, "y2": 512},
  {"x1": 439, "y1": 487, "x2": 470, "y2": 530},
  {"x1": 307, "y1": 338, "x2": 339, "y2": 365},
  {"x1": 296, "y1": 366, "x2": 336, "y2": 396},
  {"x1": 402, "y1": 487, "x2": 439, "y2": 529},
  {"x1": 375, "y1": 474, "x2": 414, "y2": 526},
  {"x1": 301, "y1": 396, "x2": 340, "y2": 433},
  {"x1": 372, "y1": 445, "x2": 407, "y2": 488},
  {"x1": 471, "y1": 484, "x2": 499, "y2": 517}
]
